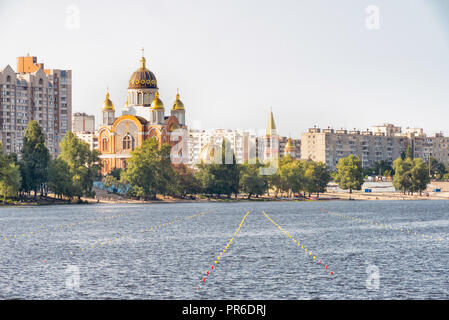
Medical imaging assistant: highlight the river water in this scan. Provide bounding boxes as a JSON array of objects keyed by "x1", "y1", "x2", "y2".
[{"x1": 0, "y1": 200, "x2": 449, "y2": 299}]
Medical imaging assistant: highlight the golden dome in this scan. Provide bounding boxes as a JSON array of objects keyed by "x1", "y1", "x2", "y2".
[
  {"x1": 172, "y1": 90, "x2": 184, "y2": 110},
  {"x1": 128, "y1": 53, "x2": 158, "y2": 90},
  {"x1": 150, "y1": 91, "x2": 164, "y2": 110},
  {"x1": 284, "y1": 137, "x2": 295, "y2": 153},
  {"x1": 102, "y1": 92, "x2": 115, "y2": 111}
]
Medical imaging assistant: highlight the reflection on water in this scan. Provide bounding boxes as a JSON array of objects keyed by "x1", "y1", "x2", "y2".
[{"x1": 1, "y1": 200, "x2": 449, "y2": 299}]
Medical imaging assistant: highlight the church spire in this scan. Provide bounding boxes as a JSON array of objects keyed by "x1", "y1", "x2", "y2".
[{"x1": 266, "y1": 107, "x2": 277, "y2": 136}]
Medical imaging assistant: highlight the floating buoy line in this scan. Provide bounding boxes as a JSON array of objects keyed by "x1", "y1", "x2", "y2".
[
  {"x1": 198, "y1": 211, "x2": 251, "y2": 287},
  {"x1": 262, "y1": 210, "x2": 334, "y2": 277}
]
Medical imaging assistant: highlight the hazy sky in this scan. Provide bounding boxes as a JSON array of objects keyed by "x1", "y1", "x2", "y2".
[{"x1": 0, "y1": 0, "x2": 448, "y2": 138}]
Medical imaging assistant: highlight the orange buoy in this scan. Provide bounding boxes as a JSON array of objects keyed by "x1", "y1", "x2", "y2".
[
  {"x1": 318, "y1": 260, "x2": 321, "y2": 264},
  {"x1": 202, "y1": 277, "x2": 206, "y2": 282}
]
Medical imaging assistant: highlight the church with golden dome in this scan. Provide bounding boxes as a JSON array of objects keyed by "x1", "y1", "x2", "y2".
[{"x1": 98, "y1": 51, "x2": 186, "y2": 174}]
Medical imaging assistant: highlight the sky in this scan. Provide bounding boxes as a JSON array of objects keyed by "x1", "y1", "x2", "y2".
[{"x1": 0, "y1": 0, "x2": 448, "y2": 138}]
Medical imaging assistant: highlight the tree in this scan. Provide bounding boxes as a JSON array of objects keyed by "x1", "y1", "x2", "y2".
[
  {"x1": 304, "y1": 161, "x2": 330, "y2": 198},
  {"x1": 195, "y1": 139, "x2": 240, "y2": 198},
  {"x1": 59, "y1": 132, "x2": 100, "y2": 199},
  {"x1": 334, "y1": 155, "x2": 364, "y2": 193},
  {"x1": 428, "y1": 157, "x2": 446, "y2": 180},
  {"x1": 276, "y1": 157, "x2": 306, "y2": 197},
  {"x1": 121, "y1": 137, "x2": 177, "y2": 199},
  {"x1": 109, "y1": 168, "x2": 122, "y2": 180},
  {"x1": 393, "y1": 157, "x2": 430, "y2": 195},
  {"x1": 239, "y1": 161, "x2": 267, "y2": 199},
  {"x1": 175, "y1": 164, "x2": 201, "y2": 199},
  {"x1": 0, "y1": 162, "x2": 22, "y2": 204},
  {"x1": 102, "y1": 175, "x2": 119, "y2": 193},
  {"x1": 405, "y1": 145, "x2": 414, "y2": 160},
  {"x1": 20, "y1": 121, "x2": 50, "y2": 198},
  {"x1": 48, "y1": 158, "x2": 73, "y2": 199},
  {"x1": 410, "y1": 158, "x2": 431, "y2": 195},
  {"x1": 393, "y1": 158, "x2": 413, "y2": 194}
]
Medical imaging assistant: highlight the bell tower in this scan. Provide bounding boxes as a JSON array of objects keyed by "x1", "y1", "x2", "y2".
[{"x1": 102, "y1": 90, "x2": 115, "y2": 125}]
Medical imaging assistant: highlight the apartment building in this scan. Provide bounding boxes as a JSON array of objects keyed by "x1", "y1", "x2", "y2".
[
  {"x1": 301, "y1": 126, "x2": 409, "y2": 171},
  {"x1": 0, "y1": 54, "x2": 72, "y2": 157},
  {"x1": 72, "y1": 112, "x2": 95, "y2": 133},
  {"x1": 189, "y1": 129, "x2": 257, "y2": 165}
]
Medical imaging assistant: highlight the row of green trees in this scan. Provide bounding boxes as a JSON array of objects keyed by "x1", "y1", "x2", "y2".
[
  {"x1": 0, "y1": 121, "x2": 100, "y2": 203},
  {"x1": 104, "y1": 138, "x2": 333, "y2": 200},
  {"x1": 331, "y1": 154, "x2": 431, "y2": 195}
]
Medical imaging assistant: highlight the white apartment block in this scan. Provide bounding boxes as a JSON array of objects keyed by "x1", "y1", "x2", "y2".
[
  {"x1": 188, "y1": 129, "x2": 257, "y2": 165},
  {"x1": 0, "y1": 55, "x2": 71, "y2": 157},
  {"x1": 74, "y1": 132, "x2": 98, "y2": 151}
]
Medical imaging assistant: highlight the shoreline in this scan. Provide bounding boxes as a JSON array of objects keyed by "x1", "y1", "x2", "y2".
[{"x1": 2, "y1": 190, "x2": 449, "y2": 207}]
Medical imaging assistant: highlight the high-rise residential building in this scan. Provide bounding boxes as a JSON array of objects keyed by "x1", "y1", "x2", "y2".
[
  {"x1": 301, "y1": 126, "x2": 409, "y2": 171},
  {"x1": 72, "y1": 112, "x2": 95, "y2": 133},
  {"x1": 0, "y1": 54, "x2": 72, "y2": 157}
]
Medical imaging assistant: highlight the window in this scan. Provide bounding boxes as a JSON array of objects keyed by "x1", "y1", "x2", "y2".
[
  {"x1": 123, "y1": 135, "x2": 133, "y2": 150},
  {"x1": 102, "y1": 137, "x2": 109, "y2": 152}
]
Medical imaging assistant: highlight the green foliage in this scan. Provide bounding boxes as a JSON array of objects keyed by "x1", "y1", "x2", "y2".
[
  {"x1": 260, "y1": 158, "x2": 330, "y2": 198},
  {"x1": 277, "y1": 158, "x2": 305, "y2": 195},
  {"x1": 48, "y1": 158, "x2": 73, "y2": 199},
  {"x1": 239, "y1": 161, "x2": 267, "y2": 199},
  {"x1": 20, "y1": 120, "x2": 50, "y2": 195},
  {"x1": 175, "y1": 164, "x2": 201, "y2": 198},
  {"x1": 428, "y1": 157, "x2": 446, "y2": 180},
  {"x1": 0, "y1": 147, "x2": 22, "y2": 204},
  {"x1": 410, "y1": 158, "x2": 431, "y2": 194},
  {"x1": 102, "y1": 175, "x2": 120, "y2": 193},
  {"x1": 195, "y1": 139, "x2": 240, "y2": 198},
  {"x1": 121, "y1": 138, "x2": 177, "y2": 199},
  {"x1": 405, "y1": 145, "x2": 414, "y2": 160},
  {"x1": 59, "y1": 132, "x2": 100, "y2": 199},
  {"x1": 334, "y1": 155, "x2": 364, "y2": 193},
  {"x1": 363, "y1": 160, "x2": 394, "y2": 177},
  {"x1": 304, "y1": 161, "x2": 331, "y2": 197},
  {"x1": 109, "y1": 168, "x2": 122, "y2": 180},
  {"x1": 393, "y1": 158, "x2": 413, "y2": 193},
  {"x1": 393, "y1": 157, "x2": 430, "y2": 194}
]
